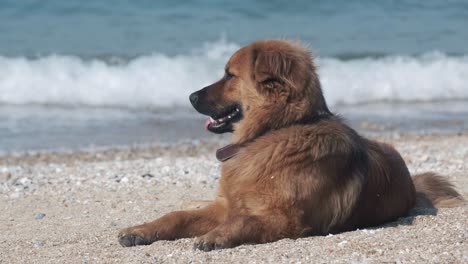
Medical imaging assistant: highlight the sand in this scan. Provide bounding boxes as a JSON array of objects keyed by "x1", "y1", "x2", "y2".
[{"x1": 0, "y1": 134, "x2": 467, "y2": 263}]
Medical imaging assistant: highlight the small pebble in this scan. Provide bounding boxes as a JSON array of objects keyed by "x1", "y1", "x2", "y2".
[
  {"x1": 15, "y1": 177, "x2": 32, "y2": 187},
  {"x1": 32, "y1": 240, "x2": 44, "y2": 248},
  {"x1": 34, "y1": 213, "x2": 46, "y2": 219},
  {"x1": 338, "y1": 240, "x2": 348, "y2": 246}
]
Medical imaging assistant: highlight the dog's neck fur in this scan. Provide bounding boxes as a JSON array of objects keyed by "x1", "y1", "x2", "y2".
[
  {"x1": 217, "y1": 110, "x2": 331, "y2": 162},
  {"x1": 231, "y1": 80, "x2": 330, "y2": 145},
  {"x1": 218, "y1": 94, "x2": 331, "y2": 162}
]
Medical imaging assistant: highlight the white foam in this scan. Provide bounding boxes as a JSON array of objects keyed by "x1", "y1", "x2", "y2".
[
  {"x1": 319, "y1": 52, "x2": 468, "y2": 105},
  {"x1": 0, "y1": 40, "x2": 239, "y2": 108},
  {"x1": 1, "y1": 41, "x2": 467, "y2": 108}
]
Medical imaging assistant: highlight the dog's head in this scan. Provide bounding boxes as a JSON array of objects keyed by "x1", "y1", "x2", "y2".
[{"x1": 190, "y1": 40, "x2": 329, "y2": 143}]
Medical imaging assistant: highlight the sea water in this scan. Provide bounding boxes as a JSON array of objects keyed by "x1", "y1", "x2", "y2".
[{"x1": 0, "y1": 1, "x2": 467, "y2": 153}]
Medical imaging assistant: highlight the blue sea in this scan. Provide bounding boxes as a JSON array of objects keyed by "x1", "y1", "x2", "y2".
[{"x1": 1, "y1": 0, "x2": 468, "y2": 153}]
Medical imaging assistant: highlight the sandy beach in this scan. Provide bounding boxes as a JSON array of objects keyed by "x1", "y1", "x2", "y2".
[
  {"x1": 0, "y1": 133, "x2": 467, "y2": 263},
  {"x1": 2, "y1": 1, "x2": 468, "y2": 263}
]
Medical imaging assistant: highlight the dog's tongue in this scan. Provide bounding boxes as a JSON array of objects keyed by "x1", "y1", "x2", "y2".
[{"x1": 205, "y1": 117, "x2": 215, "y2": 130}]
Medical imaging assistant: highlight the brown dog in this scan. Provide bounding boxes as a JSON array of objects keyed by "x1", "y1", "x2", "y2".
[{"x1": 118, "y1": 40, "x2": 464, "y2": 250}]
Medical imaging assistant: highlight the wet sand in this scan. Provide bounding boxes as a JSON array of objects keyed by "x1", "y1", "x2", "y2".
[{"x1": 0, "y1": 134, "x2": 467, "y2": 263}]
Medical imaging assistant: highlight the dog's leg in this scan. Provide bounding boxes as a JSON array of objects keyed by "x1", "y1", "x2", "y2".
[
  {"x1": 194, "y1": 211, "x2": 293, "y2": 251},
  {"x1": 118, "y1": 201, "x2": 225, "y2": 247}
]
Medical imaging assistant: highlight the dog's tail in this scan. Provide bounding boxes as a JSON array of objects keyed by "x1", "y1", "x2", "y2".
[{"x1": 412, "y1": 172, "x2": 465, "y2": 208}]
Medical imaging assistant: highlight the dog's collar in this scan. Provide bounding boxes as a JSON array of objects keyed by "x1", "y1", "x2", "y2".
[
  {"x1": 216, "y1": 144, "x2": 241, "y2": 162},
  {"x1": 215, "y1": 111, "x2": 332, "y2": 162}
]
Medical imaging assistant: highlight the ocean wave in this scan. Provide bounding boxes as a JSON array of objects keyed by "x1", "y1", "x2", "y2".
[
  {"x1": 319, "y1": 51, "x2": 468, "y2": 105},
  {"x1": 1, "y1": 41, "x2": 467, "y2": 108}
]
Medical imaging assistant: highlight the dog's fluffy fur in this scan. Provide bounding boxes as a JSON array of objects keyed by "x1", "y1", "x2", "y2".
[{"x1": 118, "y1": 40, "x2": 464, "y2": 250}]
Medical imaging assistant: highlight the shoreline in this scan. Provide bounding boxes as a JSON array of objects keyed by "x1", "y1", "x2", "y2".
[
  {"x1": 1, "y1": 133, "x2": 467, "y2": 263},
  {"x1": 2, "y1": 101, "x2": 468, "y2": 154},
  {"x1": 1, "y1": 132, "x2": 467, "y2": 166}
]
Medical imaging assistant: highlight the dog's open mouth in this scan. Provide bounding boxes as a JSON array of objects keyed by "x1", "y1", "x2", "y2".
[{"x1": 205, "y1": 105, "x2": 242, "y2": 133}]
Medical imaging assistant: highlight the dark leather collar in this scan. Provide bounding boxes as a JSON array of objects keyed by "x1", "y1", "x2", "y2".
[
  {"x1": 215, "y1": 111, "x2": 332, "y2": 162},
  {"x1": 216, "y1": 144, "x2": 241, "y2": 162}
]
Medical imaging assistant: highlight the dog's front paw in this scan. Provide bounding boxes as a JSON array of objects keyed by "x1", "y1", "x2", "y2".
[
  {"x1": 118, "y1": 226, "x2": 153, "y2": 247},
  {"x1": 194, "y1": 232, "x2": 233, "y2": 251}
]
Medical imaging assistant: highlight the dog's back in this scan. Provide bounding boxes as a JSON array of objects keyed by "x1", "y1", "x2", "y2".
[
  {"x1": 343, "y1": 141, "x2": 416, "y2": 231},
  {"x1": 343, "y1": 138, "x2": 464, "y2": 231}
]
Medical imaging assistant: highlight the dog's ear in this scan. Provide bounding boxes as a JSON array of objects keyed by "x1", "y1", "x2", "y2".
[{"x1": 253, "y1": 48, "x2": 310, "y2": 99}]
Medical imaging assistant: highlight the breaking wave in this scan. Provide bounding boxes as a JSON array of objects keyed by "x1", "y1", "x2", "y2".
[{"x1": 1, "y1": 40, "x2": 467, "y2": 108}]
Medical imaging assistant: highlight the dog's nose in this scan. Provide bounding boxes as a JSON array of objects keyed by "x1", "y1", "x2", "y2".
[{"x1": 189, "y1": 92, "x2": 199, "y2": 106}]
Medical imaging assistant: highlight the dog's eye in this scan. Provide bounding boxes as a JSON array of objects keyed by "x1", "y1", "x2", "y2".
[
  {"x1": 262, "y1": 78, "x2": 279, "y2": 84},
  {"x1": 225, "y1": 72, "x2": 235, "y2": 81}
]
